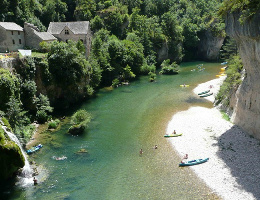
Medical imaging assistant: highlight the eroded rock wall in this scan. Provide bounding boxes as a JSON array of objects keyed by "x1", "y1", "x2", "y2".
[
  {"x1": 226, "y1": 11, "x2": 260, "y2": 139},
  {"x1": 198, "y1": 30, "x2": 225, "y2": 61}
]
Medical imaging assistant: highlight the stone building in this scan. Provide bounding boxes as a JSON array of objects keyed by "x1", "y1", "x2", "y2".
[
  {"x1": 0, "y1": 22, "x2": 25, "y2": 52},
  {"x1": 47, "y1": 21, "x2": 92, "y2": 57},
  {"x1": 24, "y1": 22, "x2": 57, "y2": 49}
]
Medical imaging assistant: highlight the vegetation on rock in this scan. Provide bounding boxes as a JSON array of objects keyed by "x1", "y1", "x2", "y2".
[{"x1": 68, "y1": 110, "x2": 91, "y2": 135}]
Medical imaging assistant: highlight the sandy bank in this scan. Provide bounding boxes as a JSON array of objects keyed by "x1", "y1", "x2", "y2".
[{"x1": 167, "y1": 77, "x2": 260, "y2": 200}]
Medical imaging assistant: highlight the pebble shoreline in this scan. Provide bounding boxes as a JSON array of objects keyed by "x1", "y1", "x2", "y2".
[{"x1": 167, "y1": 77, "x2": 260, "y2": 200}]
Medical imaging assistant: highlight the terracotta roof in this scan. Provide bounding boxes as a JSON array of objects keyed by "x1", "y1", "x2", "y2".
[
  {"x1": 0, "y1": 22, "x2": 23, "y2": 31},
  {"x1": 35, "y1": 31, "x2": 57, "y2": 41},
  {"x1": 47, "y1": 21, "x2": 90, "y2": 35}
]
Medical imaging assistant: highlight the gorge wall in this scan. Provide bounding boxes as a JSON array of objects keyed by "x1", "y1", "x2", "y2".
[
  {"x1": 226, "y1": 11, "x2": 260, "y2": 139},
  {"x1": 198, "y1": 29, "x2": 225, "y2": 61}
]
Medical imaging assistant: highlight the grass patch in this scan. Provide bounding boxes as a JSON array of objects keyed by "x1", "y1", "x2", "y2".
[{"x1": 221, "y1": 111, "x2": 230, "y2": 121}]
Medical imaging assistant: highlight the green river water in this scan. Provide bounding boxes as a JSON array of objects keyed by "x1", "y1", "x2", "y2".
[{"x1": 3, "y1": 62, "x2": 222, "y2": 200}]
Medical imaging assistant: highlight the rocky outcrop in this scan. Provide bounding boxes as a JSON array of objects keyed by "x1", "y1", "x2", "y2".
[
  {"x1": 226, "y1": 10, "x2": 260, "y2": 139},
  {"x1": 0, "y1": 124, "x2": 25, "y2": 181},
  {"x1": 198, "y1": 29, "x2": 225, "y2": 61}
]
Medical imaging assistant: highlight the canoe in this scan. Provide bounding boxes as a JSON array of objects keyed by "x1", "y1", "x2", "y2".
[
  {"x1": 199, "y1": 92, "x2": 213, "y2": 97},
  {"x1": 198, "y1": 90, "x2": 210, "y2": 95},
  {"x1": 26, "y1": 144, "x2": 43, "y2": 154},
  {"x1": 179, "y1": 158, "x2": 209, "y2": 166},
  {"x1": 180, "y1": 85, "x2": 189, "y2": 87},
  {"x1": 164, "y1": 133, "x2": 183, "y2": 137},
  {"x1": 221, "y1": 62, "x2": 227, "y2": 65}
]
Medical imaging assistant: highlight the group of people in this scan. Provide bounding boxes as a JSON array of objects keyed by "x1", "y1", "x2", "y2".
[{"x1": 139, "y1": 145, "x2": 158, "y2": 155}]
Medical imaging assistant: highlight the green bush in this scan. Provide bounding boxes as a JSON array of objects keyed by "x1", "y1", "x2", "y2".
[
  {"x1": 36, "y1": 110, "x2": 49, "y2": 124},
  {"x1": 68, "y1": 110, "x2": 91, "y2": 135},
  {"x1": 48, "y1": 119, "x2": 60, "y2": 129},
  {"x1": 216, "y1": 55, "x2": 243, "y2": 106},
  {"x1": 148, "y1": 72, "x2": 156, "y2": 82},
  {"x1": 112, "y1": 78, "x2": 120, "y2": 87},
  {"x1": 159, "y1": 60, "x2": 180, "y2": 75}
]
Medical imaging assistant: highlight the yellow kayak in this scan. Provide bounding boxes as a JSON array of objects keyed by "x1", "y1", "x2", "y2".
[{"x1": 180, "y1": 85, "x2": 189, "y2": 87}]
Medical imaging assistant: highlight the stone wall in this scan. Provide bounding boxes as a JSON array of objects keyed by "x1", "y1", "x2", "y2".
[
  {"x1": 24, "y1": 23, "x2": 41, "y2": 49},
  {"x1": 0, "y1": 28, "x2": 24, "y2": 52},
  {"x1": 226, "y1": 10, "x2": 260, "y2": 139}
]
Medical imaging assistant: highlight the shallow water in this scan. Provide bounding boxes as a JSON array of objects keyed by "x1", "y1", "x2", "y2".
[{"x1": 1, "y1": 62, "x2": 222, "y2": 200}]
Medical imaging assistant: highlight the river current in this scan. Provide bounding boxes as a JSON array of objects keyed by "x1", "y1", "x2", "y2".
[{"x1": 2, "y1": 62, "x2": 222, "y2": 200}]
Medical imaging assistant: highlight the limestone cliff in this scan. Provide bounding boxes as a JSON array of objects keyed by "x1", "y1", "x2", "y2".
[
  {"x1": 198, "y1": 29, "x2": 225, "y2": 61},
  {"x1": 226, "y1": 11, "x2": 260, "y2": 139}
]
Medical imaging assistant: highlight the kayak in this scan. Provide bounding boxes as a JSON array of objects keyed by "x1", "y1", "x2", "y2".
[
  {"x1": 164, "y1": 133, "x2": 183, "y2": 137},
  {"x1": 180, "y1": 85, "x2": 189, "y2": 87},
  {"x1": 221, "y1": 62, "x2": 227, "y2": 65},
  {"x1": 199, "y1": 92, "x2": 213, "y2": 97},
  {"x1": 179, "y1": 158, "x2": 209, "y2": 166},
  {"x1": 198, "y1": 90, "x2": 210, "y2": 95},
  {"x1": 26, "y1": 144, "x2": 43, "y2": 154}
]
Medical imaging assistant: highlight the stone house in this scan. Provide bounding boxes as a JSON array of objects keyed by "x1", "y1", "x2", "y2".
[
  {"x1": 0, "y1": 22, "x2": 25, "y2": 52},
  {"x1": 0, "y1": 21, "x2": 92, "y2": 57},
  {"x1": 24, "y1": 23, "x2": 57, "y2": 49},
  {"x1": 47, "y1": 21, "x2": 92, "y2": 57}
]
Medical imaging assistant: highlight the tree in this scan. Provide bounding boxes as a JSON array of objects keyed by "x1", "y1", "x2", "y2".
[
  {"x1": 6, "y1": 97, "x2": 29, "y2": 128},
  {"x1": 0, "y1": 69, "x2": 20, "y2": 112},
  {"x1": 47, "y1": 40, "x2": 87, "y2": 87},
  {"x1": 34, "y1": 94, "x2": 53, "y2": 123}
]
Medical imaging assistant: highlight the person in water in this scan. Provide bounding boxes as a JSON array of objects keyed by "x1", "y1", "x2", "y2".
[
  {"x1": 33, "y1": 177, "x2": 38, "y2": 185},
  {"x1": 139, "y1": 149, "x2": 143, "y2": 155},
  {"x1": 154, "y1": 145, "x2": 158, "y2": 149}
]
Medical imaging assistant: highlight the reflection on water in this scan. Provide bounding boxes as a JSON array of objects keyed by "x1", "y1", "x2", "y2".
[{"x1": 0, "y1": 62, "x2": 222, "y2": 200}]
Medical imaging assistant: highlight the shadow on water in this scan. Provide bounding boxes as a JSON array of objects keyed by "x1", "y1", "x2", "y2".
[{"x1": 216, "y1": 125, "x2": 260, "y2": 199}]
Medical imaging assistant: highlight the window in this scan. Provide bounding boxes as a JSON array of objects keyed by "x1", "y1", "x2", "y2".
[
  {"x1": 11, "y1": 31, "x2": 13, "y2": 35},
  {"x1": 65, "y1": 30, "x2": 69, "y2": 35},
  {"x1": 66, "y1": 39, "x2": 68, "y2": 43},
  {"x1": 12, "y1": 40, "x2": 15, "y2": 44},
  {"x1": 18, "y1": 31, "x2": 20, "y2": 35},
  {"x1": 19, "y1": 39, "x2": 21, "y2": 44}
]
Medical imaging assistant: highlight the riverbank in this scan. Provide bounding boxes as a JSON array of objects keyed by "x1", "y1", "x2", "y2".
[{"x1": 167, "y1": 77, "x2": 260, "y2": 200}]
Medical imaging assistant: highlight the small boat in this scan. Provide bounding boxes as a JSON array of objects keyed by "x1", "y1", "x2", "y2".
[
  {"x1": 179, "y1": 158, "x2": 209, "y2": 166},
  {"x1": 198, "y1": 90, "x2": 210, "y2": 95},
  {"x1": 26, "y1": 144, "x2": 43, "y2": 154},
  {"x1": 180, "y1": 85, "x2": 189, "y2": 87},
  {"x1": 221, "y1": 61, "x2": 228, "y2": 65},
  {"x1": 199, "y1": 92, "x2": 213, "y2": 97},
  {"x1": 164, "y1": 133, "x2": 183, "y2": 137}
]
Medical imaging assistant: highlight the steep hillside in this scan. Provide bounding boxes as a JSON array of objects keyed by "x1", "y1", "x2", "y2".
[{"x1": 226, "y1": 10, "x2": 260, "y2": 139}]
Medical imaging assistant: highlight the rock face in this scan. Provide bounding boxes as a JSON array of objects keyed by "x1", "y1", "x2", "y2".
[
  {"x1": 0, "y1": 125, "x2": 25, "y2": 181},
  {"x1": 226, "y1": 11, "x2": 260, "y2": 139},
  {"x1": 198, "y1": 29, "x2": 225, "y2": 61}
]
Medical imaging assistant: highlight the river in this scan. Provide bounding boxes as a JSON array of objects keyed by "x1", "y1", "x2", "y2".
[{"x1": 2, "y1": 62, "x2": 222, "y2": 200}]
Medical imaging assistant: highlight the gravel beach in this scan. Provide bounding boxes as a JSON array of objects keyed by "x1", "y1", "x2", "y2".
[{"x1": 166, "y1": 77, "x2": 260, "y2": 200}]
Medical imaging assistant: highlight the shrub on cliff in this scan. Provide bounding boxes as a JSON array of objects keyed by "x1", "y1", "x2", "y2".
[
  {"x1": 0, "y1": 69, "x2": 20, "y2": 112},
  {"x1": 216, "y1": 55, "x2": 243, "y2": 106},
  {"x1": 68, "y1": 110, "x2": 91, "y2": 135}
]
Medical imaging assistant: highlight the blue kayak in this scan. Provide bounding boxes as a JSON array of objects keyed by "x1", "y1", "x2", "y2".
[
  {"x1": 26, "y1": 144, "x2": 43, "y2": 154},
  {"x1": 179, "y1": 158, "x2": 209, "y2": 167}
]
